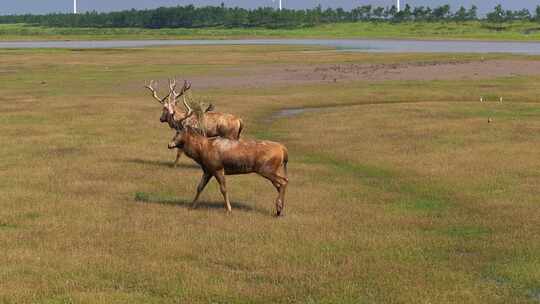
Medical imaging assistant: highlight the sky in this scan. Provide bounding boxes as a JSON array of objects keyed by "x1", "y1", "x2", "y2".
[{"x1": 1, "y1": 1, "x2": 538, "y2": 15}]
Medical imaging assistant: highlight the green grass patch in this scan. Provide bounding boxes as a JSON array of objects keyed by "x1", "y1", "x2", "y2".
[
  {"x1": 300, "y1": 153, "x2": 456, "y2": 215},
  {"x1": 134, "y1": 191, "x2": 184, "y2": 205},
  {"x1": 0, "y1": 114, "x2": 49, "y2": 125},
  {"x1": 251, "y1": 129, "x2": 286, "y2": 141},
  {"x1": 484, "y1": 255, "x2": 540, "y2": 301},
  {"x1": 394, "y1": 198, "x2": 448, "y2": 213},
  {"x1": 299, "y1": 153, "x2": 393, "y2": 180},
  {"x1": 3, "y1": 21, "x2": 540, "y2": 41},
  {"x1": 437, "y1": 226, "x2": 491, "y2": 238},
  {"x1": 452, "y1": 103, "x2": 540, "y2": 120},
  {"x1": 0, "y1": 222, "x2": 18, "y2": 229},
  {"x1": 22, "y1": 212, "x2": 40, "y2": 220}
]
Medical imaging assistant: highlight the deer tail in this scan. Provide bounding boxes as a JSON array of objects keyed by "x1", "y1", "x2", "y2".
[
  {"x1": 282, "y1": 147, "x2": 288, "y2": 178},
  {"x1": 236, "y1": 119, "x2": 244, "y2": 139}
]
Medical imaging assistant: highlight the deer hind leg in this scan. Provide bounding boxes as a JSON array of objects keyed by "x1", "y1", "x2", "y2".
[
  {"x1": 274, "y1": 177, "x2": 288, "y2": 217},
  {"x1": 215, "y1": 170, "x2": 232, "y2": 213},
  {"x1": 277, "y1": 160, "x2": 289, "y2": 216},
  {"x1": 261, "y1": 171, "x2": 288, "y2": 217},
  {"x1": 191, "y1": 172, "x2": 212, "y2": 209},
  {"x1": 173, "y1": 149, "x2": 184, "y2": 168}
]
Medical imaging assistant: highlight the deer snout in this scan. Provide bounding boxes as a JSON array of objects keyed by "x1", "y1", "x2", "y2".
[{"x1": 168, "y1": 142, "x2": 177, "y2": 149}]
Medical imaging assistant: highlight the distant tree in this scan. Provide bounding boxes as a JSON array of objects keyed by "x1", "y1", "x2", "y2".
[
  {"x1": 453, "y1": 6, "x2": 467, "y2": 21},
  {"x1": 536, "y1": 5, "x2": 540, "y2": 21},
  {"x1": 467, "y1": 5, "x2": 478, "y2": 21},
  {"x1": 487, "y1": 4, "x2": 505, "y2": 23},
  {"x1": 412, "y1": 6, "x2": 429, "y2": 21},
  {"x1": 372, "y1": 7, "x2": 384, "y2": 20},
  {"x1": 385, "y1": 5, "x2": 397, "y2": 20},
  {"x1": 306, "y1": 5, "x2": 322, "y2": 25},
  {"x1": 514, "y1": 9, "x2": 531, "y2": 21},
  {"x1": 432, "y1": 5, "x2": 451, "y2": 20},
  {"x1": 505, "y1": 9, "x2": 515, "y2": 21},
  {"x1": 395, "y1": 4, "x2": 413, "y2": 21},
  {"x1": 358, "y1": 5, "x2": 372, "y2": 21},
  {"x1": 0, "y1": 3, "x2": 533, "y2": 29},
  {"x1": 424, "y1": 7, "x2": 434, "y2": 21}
]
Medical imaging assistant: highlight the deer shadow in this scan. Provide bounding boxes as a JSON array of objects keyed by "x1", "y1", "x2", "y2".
[
  {"x1": 123, "y1": 158, "x2": 200, "y2": 169},
  {"x1": 134, "y1": 192, "x2": 270, "y2": 215}
]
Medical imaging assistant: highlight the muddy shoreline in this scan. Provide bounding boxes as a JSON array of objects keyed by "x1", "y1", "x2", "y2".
[{"x1": 170, "y1": 59, "x2": 540, "y2": 90}]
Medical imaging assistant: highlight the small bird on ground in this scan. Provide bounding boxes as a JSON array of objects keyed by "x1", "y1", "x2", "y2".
[
  {"x1": 480, "y1": 97, "x2": 484, "y2": 102},
  {"x1": 499, "y1": 97, "x2": 503, "y2": 103},
  {"x1": 488, "y1": 117, "x2": 493, "y2": 123}
]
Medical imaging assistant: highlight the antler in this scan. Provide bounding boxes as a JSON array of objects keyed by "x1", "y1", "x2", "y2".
[
  {"x1": 170, "y1": 79, "x2": 193, "y2": 114},
  {"x1": 167, "y1": 78, "x2": 178, "y2": 104},
  {"x1": 170, "y1": 79, "x2": 192, "y2": 104},
  {"x1": 144, "y1": 80, "x2": 171, "y2": 104},
  {"x1": 168, "y1": 78, "x2": 178, "y2": 94},
  {"x1": 179, "y1": 80, "x2": 192, "y2": 96}
]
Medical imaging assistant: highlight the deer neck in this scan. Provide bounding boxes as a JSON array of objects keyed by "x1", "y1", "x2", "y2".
[
  {"x1": 182, "y1": 131, "x2": 207, "y2": 162},
  {"x1": 166, "y1": 113, "x2": 177, "y2": 129},
  {"x1": 172, "y1": 107, "x2": 187, "y2": 121}
]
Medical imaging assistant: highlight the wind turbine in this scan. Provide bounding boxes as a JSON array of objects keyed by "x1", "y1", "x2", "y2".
[
  {"x1": 396, "y1": 0, "x2": 401, "y2": 12},
  {"x1": 73, "y1": 0, "x2": 77, "y2": 14},
  {"x1": 272, "y1": 0, "x2": 282, "y2": 11}
]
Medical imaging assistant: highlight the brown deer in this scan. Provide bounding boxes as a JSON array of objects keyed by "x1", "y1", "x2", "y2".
[
  {"x1": 168, "y1": 124, "x2": 289, "y2": 216},
  {"x1": 145, "y1": 79, "x2": 244, "y2": 167}
]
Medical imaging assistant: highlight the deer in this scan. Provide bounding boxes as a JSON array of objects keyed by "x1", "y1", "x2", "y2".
[
  {"x1": 145, "y1": 79, "x2": 244, "y2": 167},
  {"x1": 167, "y1": 122, "x2": 289, "y2": 217}
]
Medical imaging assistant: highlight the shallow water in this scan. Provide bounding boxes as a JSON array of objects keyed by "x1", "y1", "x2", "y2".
[
  {"x1": 267, "y1": 107, "x2": 331, "y2": 123},
  {"x1": 2, "y1": 39, "x2": 540, "y2": 54}
]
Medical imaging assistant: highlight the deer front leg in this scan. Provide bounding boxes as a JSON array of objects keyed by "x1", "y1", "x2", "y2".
[
  {"x1": 173, "y1": 148, "x2": 184, "y2": 168},
  {"x1": 191, "y1": 172, "x2": 212, "y2": 209},
  {"x1": 214, "y1": 170, "x2": 232, "y2": 213}
]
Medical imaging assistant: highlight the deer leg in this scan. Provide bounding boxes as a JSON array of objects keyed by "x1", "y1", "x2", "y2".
[
  {"x1": 276, "y1": 178, "x2": 287, "y2": 217},
  {"x1": 191, "y1": 172, "x2": 212, "y2": 209},
  {"x1": 214, "y1": 170, "x2": 232, "y2": 213},
  {"x1": 276, "y1": 166, "x2": 288, "y2": 216},
  {"x1": 173, "y1": 149, "x2": 183, "y2": 168},
  {"x1": 272, "y1": 178, "x2": 287, "y2": 217},
  {"x1": 260, "y1": 172, "x2": 288, "y2": 217}
]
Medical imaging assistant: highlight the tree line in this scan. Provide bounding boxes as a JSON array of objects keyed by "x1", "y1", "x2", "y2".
[{"x1": 1, "y1": 4, "x2": 540, "y2": 29}]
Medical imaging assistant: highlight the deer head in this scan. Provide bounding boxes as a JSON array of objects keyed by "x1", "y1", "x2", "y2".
[
  {"x1": 145, "y1": 78, "x2": 191, "y2": 123},
  {"x1": 168, "y1": 126, "x2": 202, "y2": 150},
  {"x1": 168, "y1": 130, "x2": 185, "y2": 149},
  {"x1": 145, "y1": 80, "x2": 174, "y2": 122}
]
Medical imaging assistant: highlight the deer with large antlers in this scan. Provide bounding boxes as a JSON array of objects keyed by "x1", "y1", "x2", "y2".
[
  {"x1": 145, "y1": 79, "x2": 244, "y2": 167},
  {"x1": 168, "y1": 123, "x2": 289, "y2": 216}
]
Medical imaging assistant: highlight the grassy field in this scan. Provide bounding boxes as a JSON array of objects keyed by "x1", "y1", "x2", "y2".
[
  {"x1": 1, "y1": 21, "x2": 540, "y2": 41},
  {"x1": 1, "y1": 45, "x2": 540, "y2": 303}
]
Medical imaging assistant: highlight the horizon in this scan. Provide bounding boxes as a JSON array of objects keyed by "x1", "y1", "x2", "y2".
[{"x1": 1, "y1": 1, "x2": 538, "y2": 16}]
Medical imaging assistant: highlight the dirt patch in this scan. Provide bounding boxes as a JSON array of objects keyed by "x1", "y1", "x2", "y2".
[{"x1": 178, "y1": 59, "x2": 540, "y2": 90}]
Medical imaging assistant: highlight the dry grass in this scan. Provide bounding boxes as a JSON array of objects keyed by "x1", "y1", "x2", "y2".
[{"x1": 1, "y1": 45, "x2": 539, "y2": 303}]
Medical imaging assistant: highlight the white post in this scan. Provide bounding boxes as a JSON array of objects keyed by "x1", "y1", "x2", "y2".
[
  {"x1": 396, "y1": 0, "x2": 400, "y2": 12},
  {"x1": 73, "y1": 0, "x2": 77, "y2": 14},
  {"x1": 279, "y1": 0, "x2": 282, "y2": 11}
]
